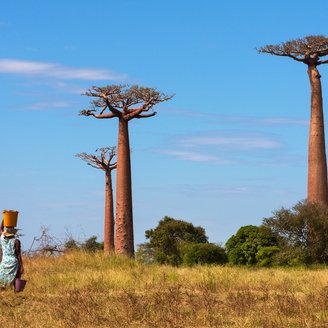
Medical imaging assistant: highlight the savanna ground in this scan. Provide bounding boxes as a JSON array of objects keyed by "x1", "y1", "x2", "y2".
[{"x1": 1, "y1": 252, "x2": 327, "y2": 328}]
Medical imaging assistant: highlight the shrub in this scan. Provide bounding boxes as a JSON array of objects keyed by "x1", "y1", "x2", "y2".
[
  {"x1": 144, "y1": 216, "x2": 208, "y2": 266},
  {"x1": 263, "y1": 200, "x2": 328, "y2": 265},
  {"x1": 81, "y1": 236, "x2": 103, "y2": 252},
  {"x1": 225, "y1": 225, "x2": 278, "y2": 266},
  {"x1": 64, "y1": 238, "x2": 80, "y2": 252},
  {"x1": 182, "y1": 243, "x2": 227, "y2": 266},
  {"x1": 256, "y1": 246, "x2": 280, "y2": 267}
]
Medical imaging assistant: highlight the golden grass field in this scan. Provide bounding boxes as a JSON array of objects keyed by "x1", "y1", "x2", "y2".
[{"x1": 0, "y1": 251, "x2": 327, "y2": 328}]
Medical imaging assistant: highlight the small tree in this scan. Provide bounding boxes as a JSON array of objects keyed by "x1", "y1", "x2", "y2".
[
  {"x1": 76, "y1": 147, "x2": 117, "y2": 253},
  {"x1": 81, "y1": 236, "x2": 104, "y2": 252},
  {"x1": 258, "y1": 36, "x2": 328, "y2": 206},
  {"x1": 144, "y1": 216, "x2": 208, "y2": 266},
  {"x1": 263, "y1": 200, "x2": 328, "y2": 265},
  {"x1": 80, "y1": 85, "x2": 173, "y2": 256},
  {"x1": 64, "y1": 238, "x2": 80, "y2": 252},
  {"x1": 225, "y1": 225, "x2": 278, "y2": 266},
  {"x1": 181, "y1": 243, "x2": 227, "y2": 266}
]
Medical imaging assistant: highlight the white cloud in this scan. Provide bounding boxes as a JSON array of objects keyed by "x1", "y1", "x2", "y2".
[
  {"x1": 253, "y1": 117, "x2": 308, "y2": 126},
  {"x1": 156, "y1": 149, "x2": 237, "y2": 164},
  {"x1": 26, "y1": 101, "x2": 73, "y2": 110},
  {"x1": 155, "y1": 130, "x2": 287, "y2": 165},
  {"x1": 180, "y1": 135, "x2": 282, "y2": 149},
  {"x1": 0, "y1": 59, "x2": 127, "y2": 81},
  {"x1": 169, "y1": 109, "x2": 308, "y2": 127}
]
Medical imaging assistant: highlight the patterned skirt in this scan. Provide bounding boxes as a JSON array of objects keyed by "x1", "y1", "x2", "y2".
[{"x1": 0, "y1": 257, "x2": 19, "y2": 286}]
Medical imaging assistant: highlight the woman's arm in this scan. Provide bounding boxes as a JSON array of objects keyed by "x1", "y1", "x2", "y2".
[{"x1": 14, "y1": 239, "x2": 24, "y2": 275}]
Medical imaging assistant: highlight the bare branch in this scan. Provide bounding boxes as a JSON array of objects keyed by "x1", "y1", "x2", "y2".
[
  {"x1": 257, "y1": 45, "x2": 306, "y2": 62},
  {"x1": 318, "y1": 59, "x2": 328, "y2": 65},
  {"x1": 104, "y1": 98, "x2": 122, "y2": 116},
  {"x1": 258, "y1": 35, "x2": 328, "y2": 65},
  {"x1": 134, "y1": 112, "x2": 157, "y2": 120},
  {"x1": 76, "y1": 147, "x2": 117, "y2": 172},
  {"x1": 79, "y1": 109, "x2": 97, "y2": 117}
]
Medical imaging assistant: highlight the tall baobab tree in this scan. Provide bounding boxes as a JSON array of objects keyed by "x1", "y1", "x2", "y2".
[
  {"x1": 258, "y1": 35, "x2": 328, "y2": 206},
  {"x1": 76, "y1": 147, "x2": 117, "y2": 253},
  {"x1": 80, "y1": 85, "x2": 173, "y2": 256}
]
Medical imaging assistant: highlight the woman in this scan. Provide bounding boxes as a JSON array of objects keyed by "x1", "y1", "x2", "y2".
[{"x1": 0, "y1": 224, "x2": 24, "y2": 288}]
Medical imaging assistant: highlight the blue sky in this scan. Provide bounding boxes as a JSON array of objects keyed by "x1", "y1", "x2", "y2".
[{"x1": 1, "y1": 0, "x2": 328, "y2": 251}]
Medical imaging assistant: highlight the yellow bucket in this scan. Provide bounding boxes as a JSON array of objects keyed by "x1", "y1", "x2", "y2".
[{"x1": 3, "y1": 210, "x2": 19, "y2": 227}]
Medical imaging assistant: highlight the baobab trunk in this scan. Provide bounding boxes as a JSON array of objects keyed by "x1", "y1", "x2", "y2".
[
  {"x1": 307, "y1": 65, "x2": 328, "y2": 205},
  {"x1": 115, "y1": 118, "x2": 134, "y2": 256},
  {"x1": 104, "y1": 171, "x2": 115, "y2": 253}
]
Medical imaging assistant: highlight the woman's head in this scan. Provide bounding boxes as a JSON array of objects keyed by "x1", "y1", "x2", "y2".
[{"x1": 3, "y1": 226, "x2": 17, "y2": 238}]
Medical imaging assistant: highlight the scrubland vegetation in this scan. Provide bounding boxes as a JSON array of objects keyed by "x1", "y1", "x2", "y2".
[{"x1": 1, "y1": 251, "x2": 328, "y2": 328}]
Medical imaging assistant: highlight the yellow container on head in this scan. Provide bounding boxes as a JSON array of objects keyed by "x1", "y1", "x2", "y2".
[{"x1": 3, "y1": 210, "x2": 19, "y2": 227}]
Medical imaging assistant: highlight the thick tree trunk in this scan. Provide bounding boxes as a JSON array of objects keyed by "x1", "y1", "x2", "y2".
[
  {"x1": 307, "y1": 65, "x2": 328, "y2": 205},
  {"x1": 104, "y1": 172, "x2": 115, "y2": 253},
  {"x1": 115, "y1": 118, "x2": 134, "y2": 256}
]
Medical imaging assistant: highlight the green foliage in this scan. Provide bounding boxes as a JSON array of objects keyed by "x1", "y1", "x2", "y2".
[
  {"x1": 256, "y1": 246, "x2": 280, "y2": 267},
  {"x1": 64, "y1": 238, "x2": 80, "y2": 252},
  {"x1": 225, "y1": 225, "x2": 278, "y2": 266},
  {"x1": 81, "y1": 236, "x2": 104, "y2": 252},
  {"x1": 181, "y1": 243, "x2": 227, "y2": 266},
  {"x1": 64, "y1": 236, "x2": 104, "y2": 253},
  {"x1": 144, "y1": 216, "x2": 208, "y2": 266},
  {"x1": 263, "y1": 200, "x2": 328, "y2": 265}
]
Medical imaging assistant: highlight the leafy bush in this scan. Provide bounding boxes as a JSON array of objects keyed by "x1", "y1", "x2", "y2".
[
  {"x1": 142, "y1": 216, "x2": 208, "y2": 266},
  {"x1": 64, "y1": 236, "x2": 104, "y2": 253},
  {"x1": 82, "y1": 236, "x2": 103, "y2": 252},
  {"x1": 225, "y1": 225, "x2": 278, "y2": 266},
  {"x1": 64, "y1": 238, "x2": 80, "y2": 251},
  {"x1": 263, "y1": 200, "x2": 328, "y2": 265},
  {"x1": 255, "y1": 246, "x2": 280, "y2": 267},
  {"x1": 181, "y1": 243, "x2": 227, "y2": 266}
]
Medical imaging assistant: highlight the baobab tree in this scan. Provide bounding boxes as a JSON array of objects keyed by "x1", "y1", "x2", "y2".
[
  {"x1": 258, "y1": 35, "x2": 328, "y2": 206},
  {"x1": 76, "y1": 147, "x2": 117, "y2": 253},
  {"x1": 80, "y1": 85, "x2": 173, "y2": 256}
]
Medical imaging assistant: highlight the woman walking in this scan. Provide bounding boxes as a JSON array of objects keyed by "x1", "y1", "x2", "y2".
[{"x1": 0, "y1": 224, "x2": 24, "y2": 288}]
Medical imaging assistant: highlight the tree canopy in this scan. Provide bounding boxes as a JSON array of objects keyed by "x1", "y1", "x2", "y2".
[
  {"x1": 263, "y1": 200, "x2": 328, "y2": 265},
  {"x1": 76, "y1": 147, "x2": 117, "y2": 171},
  {"x1": 181, "y1": 243, "x2": 227, "y2": 266},
  {"x1": 225, "y1": 225, "x2": 278, "y2": 266},
  {"x1": 258, "y1": 35, "x2": 328, "y2": 65},
  {"x1": 80, "y1": 84, "x2": 174, "y2": 121},
  {"x1": 144, "y1": 216, "x2": 208, "y2": 266}
]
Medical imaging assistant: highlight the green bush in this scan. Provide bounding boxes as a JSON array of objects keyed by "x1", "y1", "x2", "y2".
[
  {"x1": 182, "y1": 243, "x2": 227, "y2": 266},
  {"x1": 64, "y1": 236, "x2": 104, "y2": 253},
  {"x1": 81, "y1": 236, "x2": 103, "y2": 252},
  {"x1": 144, "y1": 216, "x2": 208, "y2": 266},
  {"x1": 64, "y1": 238, "x2": 80, "y2": 252},
  {"x1": 256, "y1": 246, "x2": 280, "y2": 267},
  {"x1": 263, "y1": 200, "x2": 328, "y2": 265},
  {"x1": 225, "y1": 225, "x2": 278, "y2": 266}
]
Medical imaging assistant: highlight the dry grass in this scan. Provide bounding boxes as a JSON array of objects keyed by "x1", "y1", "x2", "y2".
[{"x1": 0, "y1": 251, "x2": 327, "y2": 327}]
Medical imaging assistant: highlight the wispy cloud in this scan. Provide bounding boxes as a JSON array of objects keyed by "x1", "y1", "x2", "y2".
[
  {"x1": 179, "y1": 135, "x2": 282, "y2": 149},
  {"x1": 25, "y1": 101, "x2": 74, "y2": 110},
  {"x1": 177, "y1": 183, "x2": 292, "y2": 198},
  {"x1": 155, "y1": 130, "x2": 287, "y2": 165},
  {"x1": 0, "y1": 59, "x2": 127, "y2": 81},
  {"x1": 157, "y1": 150, "x2": 237, "y2": 164},
  {"x1": 168, "y1": 109, "x2": 308, "y2": 127}
]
